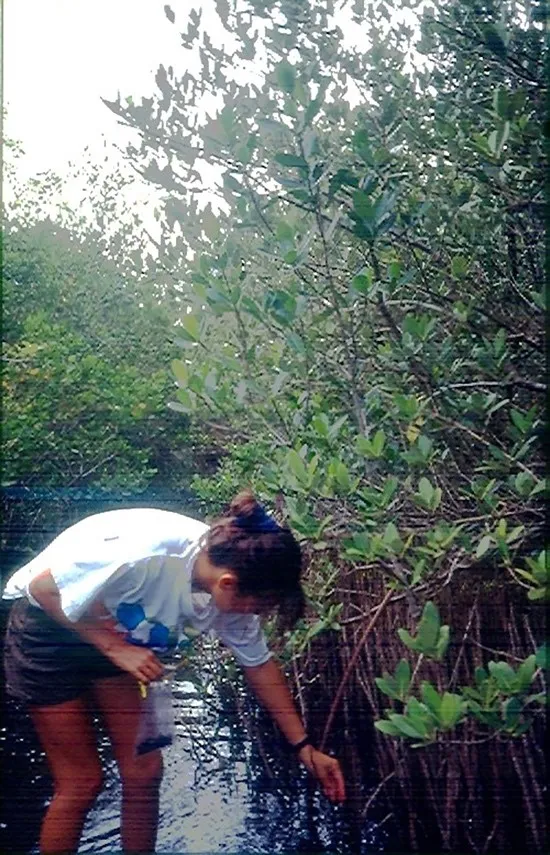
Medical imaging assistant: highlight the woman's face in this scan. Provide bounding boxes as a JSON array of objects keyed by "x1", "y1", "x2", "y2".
[{"x1": 211, "y1": 573, "x2": 276, "y2": 616}]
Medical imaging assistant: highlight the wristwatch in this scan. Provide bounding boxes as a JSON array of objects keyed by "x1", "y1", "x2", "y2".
[{"x1": 290, "y1": 735, "x2": 313, "y2": 754}]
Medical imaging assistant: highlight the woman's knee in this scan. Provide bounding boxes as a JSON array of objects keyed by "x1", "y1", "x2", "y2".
[
  {"x1": 120, "y1": 750, "x2": 163, "y2": 790},
  {"x1": 54, "y1": 766, "x2": 104, "y2": 808}
]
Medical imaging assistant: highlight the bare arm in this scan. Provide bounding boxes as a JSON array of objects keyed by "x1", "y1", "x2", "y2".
[
  {"x1": 28, "y1": 569, "x2": 163, "y2": 683},
  {"x1": 243, "y1": 657, "x2": 307, "y2": 745},
  {"x1": 244, "y1": 658, "x2": 346, "y2": 802}
]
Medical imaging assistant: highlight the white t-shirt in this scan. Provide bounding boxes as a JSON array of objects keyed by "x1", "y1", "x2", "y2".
[{"x1": 2, "y1": 508, "x2": 272, "y2": 668}]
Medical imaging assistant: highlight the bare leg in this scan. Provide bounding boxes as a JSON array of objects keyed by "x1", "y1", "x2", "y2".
[
  {"x1": 30, "y1": 698, "x2": 103, "y2": 855},
  {"x1": 92, "y1": 674, "x2": 163, "y2": 854}
]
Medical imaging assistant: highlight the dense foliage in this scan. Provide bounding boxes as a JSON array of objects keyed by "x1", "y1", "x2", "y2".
[
  {"x1": 101, "y1": 1, "x2": 546, "y2": 848},
  {"x1": 2, "y1": 0, "x2": 546, "y2": 850},
  {"x1": 1, "y1": 159, "x2": 196, "y2": 492},
  {"x1": 105, "y1": 0, "x2": 545, "y2": 638}
]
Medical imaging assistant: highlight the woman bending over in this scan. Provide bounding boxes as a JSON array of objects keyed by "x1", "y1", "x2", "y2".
[{"x1": 3, "y1": 489, "x2": 345, "y2": 854}]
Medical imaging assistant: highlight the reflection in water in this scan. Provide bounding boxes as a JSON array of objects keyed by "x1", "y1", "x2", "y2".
[{"x1": 1, "y1": 672, "x2": 383, "y2": 854}]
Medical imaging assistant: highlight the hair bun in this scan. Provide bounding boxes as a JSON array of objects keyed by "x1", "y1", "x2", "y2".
[{"x1": 229, "y1": 489, "x2": 259, "y2": 519}]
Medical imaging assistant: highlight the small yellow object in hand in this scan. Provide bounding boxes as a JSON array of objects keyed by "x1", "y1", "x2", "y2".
[{"x1": 139, "y1": 681, "x2": 148, "y2": 699}]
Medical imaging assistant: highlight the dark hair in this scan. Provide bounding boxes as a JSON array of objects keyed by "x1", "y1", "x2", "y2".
[{"x1": 205, "y1": 489, "x2": 305, "y2": 631}]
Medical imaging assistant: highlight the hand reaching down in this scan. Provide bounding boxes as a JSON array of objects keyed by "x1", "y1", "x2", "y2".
[{"x1": 299, "y1": 745, "x2": 346, "y2": 803}]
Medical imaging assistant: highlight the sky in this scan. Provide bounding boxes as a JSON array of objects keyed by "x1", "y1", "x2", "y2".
[
  {"x1": 3, "y1": 0, "x2": 382, "y2": 176},
  {"x1": 3, "y1": 0, "x2": 421, "y2": 212},
  {"x1": 3, "y1": 0, "x2": 215, "y2": 199}
]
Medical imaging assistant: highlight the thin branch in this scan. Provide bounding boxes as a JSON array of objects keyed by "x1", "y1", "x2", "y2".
[
  {"x1": 466, "y1": 639, "x2": 526, "y2": 664},
  {"x1": 320, "y1": 588, "x2": 394, "y2": 751},
  {"x1": 448, "y1": 598, "x2": 479, "y2": 688},
  {"x1": 360, "y1": 771, "x2": 396, "y2": 821},
  {"x1": 432, "y1": 413, "x2": 540, "y2": 478}
]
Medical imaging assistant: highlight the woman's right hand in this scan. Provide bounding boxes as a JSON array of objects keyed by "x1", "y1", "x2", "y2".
[{"x1": 105, "y1": 641, "x2": 164, "y2": 683}]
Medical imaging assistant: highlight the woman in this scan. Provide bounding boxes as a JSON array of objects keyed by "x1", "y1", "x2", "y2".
[{"x1": 3, "y1": 490, "x2": 346, "y2": 854}]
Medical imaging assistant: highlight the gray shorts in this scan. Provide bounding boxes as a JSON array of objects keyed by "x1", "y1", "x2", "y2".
[{"x1": 3, "y1": 598, "x2": 124, "y2": 707}]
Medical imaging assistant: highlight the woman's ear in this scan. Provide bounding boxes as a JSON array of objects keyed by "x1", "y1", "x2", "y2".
[{"x1": 218, "y1": 572, "x2": 239, "y2": 592}]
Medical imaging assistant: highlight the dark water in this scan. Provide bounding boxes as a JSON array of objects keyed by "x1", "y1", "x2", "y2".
[{"x1": 0, "y1": 671, "x2": 383, "y2": 855}]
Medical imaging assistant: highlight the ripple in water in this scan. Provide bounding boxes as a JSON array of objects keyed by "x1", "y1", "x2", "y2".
[{"x1": 1, "y1": 678, "x2": 384, "y2": 854}]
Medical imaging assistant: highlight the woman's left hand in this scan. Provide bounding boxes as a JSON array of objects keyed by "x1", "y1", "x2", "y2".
[{"x1": 299, "y1": 745, "x2": 346, "y2": 803}]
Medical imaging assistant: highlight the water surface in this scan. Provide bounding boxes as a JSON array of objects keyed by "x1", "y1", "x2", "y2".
[{"x1": 1, "y1": 671, "x2": 382, "y2": 854}]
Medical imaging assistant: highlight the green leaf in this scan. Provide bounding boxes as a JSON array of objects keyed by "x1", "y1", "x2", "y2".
[
  {"x1": 375, "y1": 676, "x2": 398, "y2": 700},
  {"x1": 451, "y1": 256, "x2": 469, "y2": 277},
  {"x1": 435, "y1": 625, "x2": 450, "y2": 660},
  {"x1": 506, "y1": 525, "x2": 524, "y2": 544},
  {"x1": 397, "y1": 628, "x2": 416, "y2": 651},
  {"x1": 510, "y1": 409, "x2": 528, "y2": 433},
  {"x1": 525, "y1": 692, "x2": 546, "y2": 706},
  {"x1": 490, "y1": 121, "x2": 510, "y2": 157},
  {"x1": 380, "y1": 476, "x2": 399, "y2": 506},
  {"x1": 276, "y1": 60, "x2": 296, "y2": 94},
  {"x1": 234, "y1": 144, "x2": 252, "y2": 165},
  {"x1": 167, "y1": 400, "x2": 190, "y2": 414},
  {"x1": 188, "y1": 374, "x2": 203, "y2": 394},
  {"x1": 421, "y1": 681, "x2": 442, "y2": 717},
  {"x1": 356, "y1": 436, "x2": 373, "y2": 457},
  {"x1": 514, "y1": 471, "x2": 535, "y2": 497},
  {"x1": 374, "y1": 719, "x2": 401, "y2": 737},
  {"x1": 171, "y1": 387, "x2": 195, "y2": 411},
  {"x1": 286, "y1": 331, "x2": 305, "y2": 354},
  {"x1": 535, "y1": 643, "x2": 548, "y2": 671},
  {"x1": 312, "y1": 414, "x2": 329, "y2": 438},
  {"x1": 287, "y1": 449, "x2": 309, "y2": 486},
  {"x1": 233, "y1": 379, "x2": 247, "y2": 404},
  {"x1": 353, "y1": 190, "x2": 374, "y2": 221},
  {"x1": 276, "y1": 221, "x2": 294, "y2": 243},
  {"x1": 302, "y1": 128, "x2": 319, "y2": 159},
  {"x1": 476, "y1": 535, "x2": 493, "y2": 559},
  {"x1": 371, "y1": 429, "x2": 386, "y2": 457},
  {"x1": 335, "y1": 461, "x2": 351, "y2": 492},
  {"x1": 328, "y1": 415, "x2": 348, "y2": 439},
  {"x1": 345, "y1": 531, "x2": 371, "y2": 560},
  {"x1": 502, "y1": 696, "x2": 522, "y2": 730},
  {"x1": 389, "y1": 714, "x2": 427, "y2": 740},
  {"x1": 516, "y1": 655, "x2": 536, "y2": 691},
  {"x1": 202, "y1": 208, "x2": 220, "y2": 240},
  {"x1": 171, "y1": 359, "x2": 189, "y2": 386},
  {"x1": 530, "y1": 479, "x2": 547, "y2": 497},
  {"x1": 525, "y1": 550, "x2": 548, "y2": 583},
  {"x1": 411, "y1": 559, "x2": 427, "y2": 585},
  {"x1": 527, "y1": 588, "x2": 547, "y2": 601},
  {"x1": 488, "y1": 661, "x2": 516, "y2": 693},
  {"x1": 383, "y1": 522, "x2": 402, "y2": 551},
  {"x1": 439, "y1": 692, "x2": 464, "y2": 729},
  {"x1": 178, "y1": 314, "x2": 200, "y2": 342},
  {"x1": 431, "y1": 487, "x2": 442, "y2": 510},
  {"x1": 395, "y1": 658, "x2": 411, "y2": 698},
  {"x1": 416, "y1": 601, "x2": 441, "y2": 652},
  {"x1": 352, "y1": 270, "x2": 373, "y2": 295},
  {"x1": 274, "y1": 152, "x2": 308, "y2": 169},
  {"x1": 404, "y1": 702, "x2": 432, "y2": 737},
  {"x1": 417, "y1": 435, "x2": 433, "y2": 459},
  {"x1": 418, "y1": 477, "x2": 434, "y2": 504}
]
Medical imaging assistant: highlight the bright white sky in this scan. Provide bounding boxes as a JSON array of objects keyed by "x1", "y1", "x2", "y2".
[
  {"x1": 4, "y1": 0, "x2": 214, "y2": 197},
  {"x1": 4, "y1": 0, "x2": 420, "y2": 212}
]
